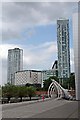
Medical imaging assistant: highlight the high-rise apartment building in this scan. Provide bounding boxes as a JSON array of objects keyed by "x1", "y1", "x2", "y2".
[
  {"x1": 57, "y1": 19, "x2": 70, "y2": 82},
  {"x1": 7, "y1": 48, "x2": 23, "y2": 84}
]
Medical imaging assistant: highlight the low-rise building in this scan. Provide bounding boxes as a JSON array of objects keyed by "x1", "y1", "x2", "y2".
[
  {"x1": 15, "y1": 66, "x2": 58, "y2": 88},
  {"x1": 42, "y1": 69, "x2": 57, "y2": 86},
  {"x1": 15, "y1": 70, "x2": 42, "y2": 87},
  {"x1": 42, "y1": 69, "x2": 57, "y2": 87}
]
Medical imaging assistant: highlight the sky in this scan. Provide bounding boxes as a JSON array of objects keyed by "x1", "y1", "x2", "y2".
[{"x1": 0, "y1": 2, "x2": 78, "y2": 85}]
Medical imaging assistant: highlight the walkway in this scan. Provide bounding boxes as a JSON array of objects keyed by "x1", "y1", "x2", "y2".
[{"x1": 2, "y1": 98, "x2": 78, "y2": 118}]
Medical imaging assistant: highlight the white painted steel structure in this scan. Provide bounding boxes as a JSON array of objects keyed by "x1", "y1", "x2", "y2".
[{"x1": 48, "y1": 79, "x2": 70, "y2": 99}]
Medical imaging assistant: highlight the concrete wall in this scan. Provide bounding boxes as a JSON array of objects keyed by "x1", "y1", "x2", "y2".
[{"x1": 73, "y1": 3, "x2": 80, "y2": 100}]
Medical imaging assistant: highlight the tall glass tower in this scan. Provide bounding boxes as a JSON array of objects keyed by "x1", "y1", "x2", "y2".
[
  {"x1": 57, "y1": 19, "x2": 70, "y2": 83},
  {"x1": 7, "y1": 48, "x2": 23, "y2": 84}
]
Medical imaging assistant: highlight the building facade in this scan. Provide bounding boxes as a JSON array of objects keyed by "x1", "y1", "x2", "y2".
[
  {"x1": 15, "y1": 70, "x2": 42, "y2": 87},
  {"x1": 57, "y1": 19, "x2": 70, "y2": 81},
  {"x1": 7, "y1": 48, "x2": 23, "y2": 84},
  {"x1": 42, "y1": 69, "x2": 58, "y2": 87},
  {"x1": 42, "y1": 70, "x2": 56, "y2": 81},
  {"x1": 15, "y1": 69, "x2": 57, "y2": 88}
]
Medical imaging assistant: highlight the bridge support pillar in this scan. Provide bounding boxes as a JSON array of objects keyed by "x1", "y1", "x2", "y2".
[{"x1": 73, "y1": 2, "x2": 80, "y2": 100}]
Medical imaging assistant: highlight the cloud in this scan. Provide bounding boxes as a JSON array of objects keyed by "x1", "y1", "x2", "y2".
[
  {"x1": 0, "y1": 42, "x2": 74, "y2": 85},
  {"x1": 0, "y1": 42, "x2": 57, "y2": 85},
  {"x1": 1, "y1": 2, "x2": 77, "y2": 40},
  {"x1": 23, "y1": 41, "x2": 57, "y2": 66},
  {"x1": 0, "y1": 2, "x2": 76, "y2": 85},
  {"x1": 0, "y1": 44, "x2": 22, "y2": 59},
  {"x1": 1, "y1": 0, "x2": 79, "y2": 3}
]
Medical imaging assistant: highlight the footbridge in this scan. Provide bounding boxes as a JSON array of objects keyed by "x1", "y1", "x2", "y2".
[{"x1": 48, "y1": 79, "x2": 72, "y2": 99}]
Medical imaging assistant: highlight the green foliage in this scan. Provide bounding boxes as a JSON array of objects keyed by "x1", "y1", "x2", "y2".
[
  {"x1": 0, "y1": 86, "x2": 2, "y2": 99},
  {"x1": 27, "y1": 86, "x2": 36, "y2": 100},
  {"x1": 43, "y1": 73, "x2": 75, "y2": 92},
  {"x1": 43, "y1": 78, "x2": 52, "y2": 91},
  {"x1": 49, "y1": 76, "x2": 59, "y2": 83},
  {"x1": 69, "y1": 73, "x2": 75, "y2": 89},
  {"x1": 2, "y1": 84, "x2": 36, "y2": 102},
  {"x1": 17, "y1": 86, "x2": 27, "y2": 97},
  {"x1": 36, "y1": 87, "x2": 44, "y2": 91},
  {"x1": 43, "y1": 76, "x2": 59, "y2": 91},
  {"x1": 61, "y1": 73, "x2": 75, "y2": 90},
  {"x1": 2, "y1": 83, "x2": 18, "y2": 102},
  {"x1": 62, "y1": 78, "x2": 69, "y2": 89},
  {"x1": 17, "y1": 86, "x2": 27, "y2": 102},
  {"x1": 25, "y1": 83, "x2": 32, "y2": 87}
]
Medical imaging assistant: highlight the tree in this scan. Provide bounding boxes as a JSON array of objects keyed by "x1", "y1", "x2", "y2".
[
  {"x1": 0, "y1": 85, "x2": 2, "y2": 99},
  {"x1": 69, "y1": 73, "x2": 75, "y2": 90},
  {"x1": 43, "y1": 76, "x2": 59, "y2": 91},
  {"x1": 17, "y1": 86, "x2": 27, "y2": 102},
  {"x1": 27, "y1": 86, "x2": 36, "y2": 101},
  {"x1": 43, "y1": 78, "x2": 52, "y2": 91},
  {"x1": 49, "y1": 76, "x2": 59, "y2": 83},
  {"x1": 62, "y1": 78, "x2": 69, "y2": 89},
  {"x1": 61, "y1": 73, "x2": 75, "y2": 90},
  {"x1": 2, "y1": 83, "x2": 17, "y2": 103},
  {"x1": 25, "y1": 83, "x2": 32, "y2": 87}
]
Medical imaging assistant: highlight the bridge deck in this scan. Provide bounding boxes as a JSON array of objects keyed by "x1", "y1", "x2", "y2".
[{"x1": 2, "y1": 98, "x2": 78, "y2": 118}]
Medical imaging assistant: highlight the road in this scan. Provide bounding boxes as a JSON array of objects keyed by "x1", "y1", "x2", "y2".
[{"x1": 2, "y1": 98, "x2": 79, "y2": 119}]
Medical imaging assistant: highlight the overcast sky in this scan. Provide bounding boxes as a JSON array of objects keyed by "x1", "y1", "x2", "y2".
[{"x1": 0, "y1": 2, "x2": 78, "y2": 85}]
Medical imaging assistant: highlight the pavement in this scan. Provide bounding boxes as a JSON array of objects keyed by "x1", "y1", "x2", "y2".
[{"x1": 1, "y1": 98, "x2": 79, "y2": 119}]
